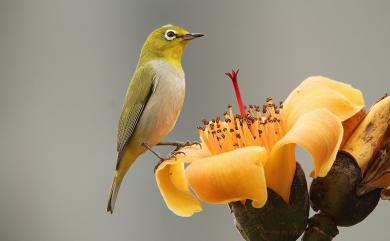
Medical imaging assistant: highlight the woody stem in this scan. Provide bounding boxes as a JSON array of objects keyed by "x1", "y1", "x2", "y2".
[{"x1": 301, "y1": 214, "x2": 339, "y2": 241}]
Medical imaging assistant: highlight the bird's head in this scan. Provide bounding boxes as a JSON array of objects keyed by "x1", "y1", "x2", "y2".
[{"x1": 140, "y1": 24, "x2": 204, "y2": 69}]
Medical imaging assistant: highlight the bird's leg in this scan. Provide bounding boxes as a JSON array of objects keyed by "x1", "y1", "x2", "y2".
[
  {"x1": 157, "y1": 140, "x2": 201, "y2": 151},
  {"x1": 142, "y1": 142, "x2": 166, "y2": 160},
  {"x1": 142, "y1": 142, "x2": 185, "y2": 172}
]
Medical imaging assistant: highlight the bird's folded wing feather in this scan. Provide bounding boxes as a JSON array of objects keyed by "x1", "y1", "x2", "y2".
[{"x1": 117, "y1": 64, "x2": 159, "y2": 157}]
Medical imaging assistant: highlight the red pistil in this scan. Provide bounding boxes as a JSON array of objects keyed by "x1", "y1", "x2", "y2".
[{"x1": 225, "y1": 69, "x2": 246, "y2": 117}]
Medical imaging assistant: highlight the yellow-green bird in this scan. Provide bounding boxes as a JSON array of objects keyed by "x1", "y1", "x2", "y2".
[{"x1": 107, "y1": 24, "x2": 204, "y2": 213}]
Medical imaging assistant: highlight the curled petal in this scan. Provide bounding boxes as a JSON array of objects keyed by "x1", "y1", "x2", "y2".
[
  {"x1": 186, "y1": 146, "x2": 268, "y2": 208},
  {"x1": 282, "y1": 76, "x2": 364, "y2": 130},
  {"x1": 341, "y1": 109, "x2": 366, "y2": 147},
  {"x1": 264, "y1": 144, "x2": 296, "y2": 203},
  {"x1": 343, "y1": 96, "x2": 390, "y2": 170},
  {"x1": 265, "y1": 109, "x2": 343, "y2": 202},
  {"x1": 155, "y1": 144, "x2": 210, "y2": 217}
]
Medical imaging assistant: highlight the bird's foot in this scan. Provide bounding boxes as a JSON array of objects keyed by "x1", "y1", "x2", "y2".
[
  {"x1": 142, "y1": 142, "x2": 166, "y2": 160},
  {"x1": 157, "y1": 140, "x2": 201, "y2": 152},
  {"x1": 142, "y1": 142, "x2": 187, "y2": 172},
  {"x1": 153, "y1": 150, "x2": 186, "y2": 173}
]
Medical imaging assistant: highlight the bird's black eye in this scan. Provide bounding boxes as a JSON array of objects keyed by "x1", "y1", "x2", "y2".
[
  {"x1": 167, "y1": 31, "x2": 175, "y2": 37},
  {"x1": 164, "y1": 29, "x2": 177, "y2": 40}
]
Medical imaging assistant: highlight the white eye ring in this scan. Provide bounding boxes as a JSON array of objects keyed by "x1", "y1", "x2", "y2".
[{"x1": 164, "y1": 29, "x2": 177, "y2": 41}]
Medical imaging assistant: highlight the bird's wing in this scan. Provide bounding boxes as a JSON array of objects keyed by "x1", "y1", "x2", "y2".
[{"x1": 116, "y1": 64, "x2": 159, "y2": 156}]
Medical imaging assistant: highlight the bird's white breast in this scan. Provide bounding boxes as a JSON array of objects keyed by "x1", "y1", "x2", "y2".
[{"x1": 131, "y1": 60, "x2": 185, "y2": 150}]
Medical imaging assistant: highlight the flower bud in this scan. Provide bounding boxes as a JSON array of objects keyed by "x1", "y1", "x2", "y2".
[
  {"x1": 309, "y1": 151, "x2": 381, "y2": 227},
  {"x1": 229, "y1": 163, "x2": 309, "y2": 241},
  {"x1": 358, "y1": 138, "x2": 390, "y2": 196},
  {"x1": 309, "y1": 95, "x2": 390, "y2": 228}
]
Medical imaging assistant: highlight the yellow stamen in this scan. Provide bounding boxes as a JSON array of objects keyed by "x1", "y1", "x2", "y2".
[{"x1": 199, "y1": 98, "x2": 285, "y2": 154}]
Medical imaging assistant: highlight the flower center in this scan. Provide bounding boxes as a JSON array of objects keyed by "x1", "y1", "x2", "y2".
[
  {"x1": 198, "y1": 69, "x2": 285, "y2": 154},
  {"x1": 198, "y1": 99, "x2": 285, "y2": 154}
]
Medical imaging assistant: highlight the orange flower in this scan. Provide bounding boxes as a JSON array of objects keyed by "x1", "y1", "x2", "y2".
[{"x1": 155, "y1": 71, "x2": 364, "y2": 217}]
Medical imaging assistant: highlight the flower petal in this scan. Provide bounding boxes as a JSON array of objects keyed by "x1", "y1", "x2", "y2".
[
  {"x1": 341, "y1": 109, "x2": 366, "y2": 147},
  {"x1": 282, "y1": 76, "x2": 364, "y2": 130},
  {"x1": 264, "y1": 144, "x2": 296, "y2": 203},
  {"x1": 155, "y1": 144, "x2": 210, "y2": 217},
  {"x1": 186, "y1": 146, "x2": 268, "y2": 208},
  {"x1": 343, "y1": 96, "x2": 390, "y2": 170},
  {"x1": 265, "y1": 109, "x2": 343, "y2": 202}
]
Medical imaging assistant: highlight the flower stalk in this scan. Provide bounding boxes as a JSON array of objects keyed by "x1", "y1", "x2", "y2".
[{"x1": 301, "y1": 214, "x2": 339, "y2": 241}]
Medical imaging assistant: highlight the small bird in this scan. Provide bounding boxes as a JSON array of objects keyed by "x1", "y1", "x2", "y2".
[{"x1": 107, "y1": 24, "x2": 204, "y2": 213}]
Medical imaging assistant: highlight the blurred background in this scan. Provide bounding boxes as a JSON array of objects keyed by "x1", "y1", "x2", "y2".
[{"x1": 0, "y1": 0, "x2": 389, "y2": 240}]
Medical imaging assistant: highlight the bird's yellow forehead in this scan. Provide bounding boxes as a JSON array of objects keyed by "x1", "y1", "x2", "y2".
[{"x1": 156, "y1": 24, "x2": 189, "y2": 36}]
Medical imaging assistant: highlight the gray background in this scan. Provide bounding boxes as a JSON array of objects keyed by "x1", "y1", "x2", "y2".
[{"x1": 0, "y1": 0, "x2": 389, "y2": 240}]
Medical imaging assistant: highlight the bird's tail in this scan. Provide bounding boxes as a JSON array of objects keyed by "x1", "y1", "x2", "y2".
[
  {"x1": 107, "y1": 171, "x2": 123, "y2": 213},
  {"x1": 107, "y1": 152, "x2": 138, "y2": 213}
]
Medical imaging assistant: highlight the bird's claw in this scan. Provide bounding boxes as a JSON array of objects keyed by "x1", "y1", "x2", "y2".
[
  {"x1": 153, "y1": 151, "x2": 186, "y2": 173},
  {"x1": 170, "y1": 150, "x2": 186, "y2": 157},
  {"x1": 152, "y1": 141, "x2": 200, "y2": 172},
  {"x1": 173, "y1": 140, "x2": 201, "y2": 151}
]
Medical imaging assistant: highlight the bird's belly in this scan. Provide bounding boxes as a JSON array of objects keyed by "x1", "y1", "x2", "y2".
[{"x1": 131, "y1": 77, "x2": 185, "y2": 152}]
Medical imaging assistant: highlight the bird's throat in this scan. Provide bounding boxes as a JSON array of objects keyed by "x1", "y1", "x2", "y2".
[
  {"x1": 161, "y1": 46, "x2": 184, "y2": 70},
  {"x1": 139, "y1": 45, "x2": 184, "y2": 71}
]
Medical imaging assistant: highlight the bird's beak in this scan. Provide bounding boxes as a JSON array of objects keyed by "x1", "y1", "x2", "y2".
[{"x1": 182, "y1": 33, "x2": 205, "y2": 40}]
